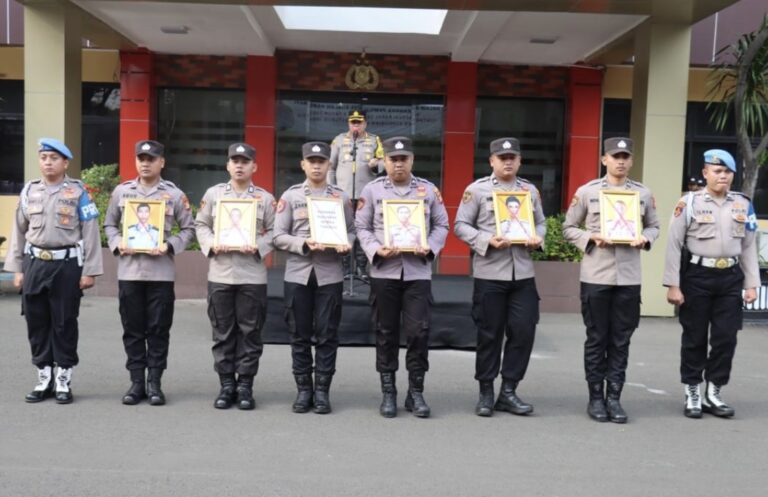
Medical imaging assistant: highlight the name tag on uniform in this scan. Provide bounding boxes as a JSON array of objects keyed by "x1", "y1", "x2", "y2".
[{"x1": 696, "y1": 214, "x2": 715, "y2": 223}]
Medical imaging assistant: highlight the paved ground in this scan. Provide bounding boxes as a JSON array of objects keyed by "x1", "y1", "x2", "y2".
[{"x1": 1, "y1": 294, "x2": 767, "y2": 497}]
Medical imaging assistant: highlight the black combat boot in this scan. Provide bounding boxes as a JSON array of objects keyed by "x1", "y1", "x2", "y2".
[
  {"x1": 404, "y1": 371, "x2": 431, "y2": 418},
  {"x1": 292, "y1": 374, "x2": 313, "y2": 413},
  {"x1": 495, "y1": 379, "x2": 533, "y2": 415},
  {"x1": 587, "y1": 382, "x2": 608, "y2": 422},
  {"x1": 475, "y1": 381, "x2": 495, "y2": 417},
  {"x1": 605, "y1": 381, "x2": 628, "y2": 423},
  {"x1": 122, "y1": 368, "x2": 147, "y2": 405},
  {"x1": 147, "y1": 368, "x2": 166, "y2": 406},
  {"x1": 214, "y1": 373, "x2": 237, "y2": 409},
  {"x1": 236, "y1": 375, "x2": 255, "y2": 410},
  {"x1": 54, "y1": 367, "x2": 73, "y2": 404},
  {"x1": 702, "y1": 382, "x2": 735, "y2": 418},
  {"x1": 379, "y1": 372, "x2": 397, "y2": 418},
  {"x1": 25, "y1": 366, "x2": 55, "y2": 403},
  {"x1": 314, "y1": 373, "x2": 333, "y2": 414}
]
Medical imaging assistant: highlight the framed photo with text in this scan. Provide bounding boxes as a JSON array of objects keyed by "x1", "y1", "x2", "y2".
[
  {"x1": 599, "y1": 190, "x2": 641, "y2": 244},
  {"x1": 307, "y1": 196, "x2": 349, "y2": 247},
  {"x1": 215, "y1": 199, "x2": 257, "y2": 248},
  {"x1": 382, "y1": 199, "x2": 427, "y2": 252},
  {"x1": 122, "y1": 199, "x2": 165, "y2": 252},
  {"x1": 492, "y1": 191, "x2": 534, "y2": 244}
]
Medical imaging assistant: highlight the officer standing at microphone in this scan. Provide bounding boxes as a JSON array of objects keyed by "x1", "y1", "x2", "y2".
[
  {"x1": 329, "y1": 109, "x2": 384, "y2": 279},
  {"x1": 4, "y1": 138, "x2": 103, "y2": 404},
  {"x1": 663, "y1": 149, "x2": 759, "y2": 419}
]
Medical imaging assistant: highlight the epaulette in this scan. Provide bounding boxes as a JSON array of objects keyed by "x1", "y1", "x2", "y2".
[
  {"x1": 120, "y1": 179, "x2": 136, "y2": 185},
  {"x1": 369, "y1": 177, "x2": 387, "y2": 185},
  {"x1": 161, "y1": 179, "x2": 178, "y2": 189},
  {"x1": 472, "y1": 177, "x2": 491, "y2": 185},
  {"x1": 414, "y1": 176, "x2": 432, "y2": 185},
  {"x1": 28, "y1": 179, "x2": 43, "y2": 185},
  {"x1": 518, "y1": 177, "x2": 532, "y2": 184},
  {"x1": 215, "y1": 182, "x2": 228, "y2": 188},
  {"x1": 731, "y1": 191, "x2": 752, "y2": 201},
  {"x1": 587, "y1": 179, "x2": 602, "y2": 186},
  {"x1": 287, "y1": 184, "x2": 303, "y2": 190},
  {"x1": 329, "y1": 184, "x2": 344, "y2": 192}
]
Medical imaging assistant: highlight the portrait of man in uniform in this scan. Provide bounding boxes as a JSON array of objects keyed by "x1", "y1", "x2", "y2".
[
  {"x1": 383, "y1": 200, "x2": 426, "y2": 251},
  {"x1": 215, "y1": 199, "x2": 257, "y2": 249},
  {"x1": 493, "y1": 191, "x2": 534, "y2": 243},
  {"x1": 599, "y1": 191, "x2": 641, "y2": 243},
  {"x1": 123, "y1": 200, "x2": 164, "y2": 251}
]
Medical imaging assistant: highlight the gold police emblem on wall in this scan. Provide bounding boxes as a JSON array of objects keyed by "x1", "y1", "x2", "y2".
[{"x1": 346, "y1": 52, "x2": 379, "y2": 91}]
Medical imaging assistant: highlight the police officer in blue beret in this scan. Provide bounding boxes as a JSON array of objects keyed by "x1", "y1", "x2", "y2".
[
  {"x1": 3, "y1": 138, "x2": 104, "y2": 404},
  {"x1": 664, "y1": 149, "x2": 760, "y2": 418}
]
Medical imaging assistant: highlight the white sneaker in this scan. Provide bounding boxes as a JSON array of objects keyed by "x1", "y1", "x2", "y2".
[
  {"x1": 703, "y1": 382, "x2": 735, "y2": 417},
  {"x1": 684, "y1": 383, "x2": 702, "y2": 418}
]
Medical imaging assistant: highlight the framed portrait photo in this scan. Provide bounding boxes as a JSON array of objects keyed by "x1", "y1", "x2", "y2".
[
  {"x1": 307, "y1": 196, "x2": 349, "y2": 247},
  {"x1": 493, "y1": 191, "x2": 534, "y2": 243},
  {"x1": 599, "y1": 190, "x2": 641, "y2": 244},
  {"x1": 382, "y1": 199, "x2": 428, "y2": 252},
  {"x1": 123, "y1": 199, "x2": 165, "y2": 252},
  {"x1": 214, "y1": 199, "x2": 257, "y2": 248}
]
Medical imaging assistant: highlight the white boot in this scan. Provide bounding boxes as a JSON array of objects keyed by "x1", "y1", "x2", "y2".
[
  {"x1": 684, "y1": 383, "x2": 702, "y2": 418},
  {"x1": 25, "y1": 366, "x2": 54, "y2": 403},
  {"x1": 703, "y1": 382, "x2": 735, "y2": 417},
  {"x1": 55, "y1": 367, "x2": 73, "y2": 404}
]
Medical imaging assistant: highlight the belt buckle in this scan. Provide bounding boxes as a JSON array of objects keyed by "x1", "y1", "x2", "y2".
[
  {"x1": 715, "y1": 258, "x2": 728, "y2": 269},
  {"x1": 39, "y1": 250, "x2": 53, "y2": 261}
]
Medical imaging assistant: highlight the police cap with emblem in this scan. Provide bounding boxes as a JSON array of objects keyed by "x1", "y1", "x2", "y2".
[
  {"x1": 302, "y1": 141, "x2": 331, "y2": 160},
  {"x1": 38, "y1": 138, "x2": 73, "y2": 160},
  {"x1": 348, "y1": 109, "x2": 366, "y2": 122},
  {"x1": 135, "y1": 140, "x2": 165, "y2": 158},
  {"x1": 703, "y1": 149, "x2": 736, "y2": 172},
  {"x1": 382, "y1": 136, "x2": 414, "y2": 157},
  {"x1": 228, "y1": 142, "x2": 256, "y2": 161},
  {"x1": 489, "y1": 137, "x2": 521, "y2": 156},
  {"x1": 604, "y1": 137, "x2": 633, "y2": 156}
]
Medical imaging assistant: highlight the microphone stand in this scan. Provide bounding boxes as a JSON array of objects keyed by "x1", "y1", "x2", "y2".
[{"x1": 345, "y1": 131, "x2": 368, "y2": 297}]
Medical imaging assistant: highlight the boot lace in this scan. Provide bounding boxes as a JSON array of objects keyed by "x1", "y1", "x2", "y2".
[{"x1": 708, "y1": 384, "x2": 727, "y2": 407}]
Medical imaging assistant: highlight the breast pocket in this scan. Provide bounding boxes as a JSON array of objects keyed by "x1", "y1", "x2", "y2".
[
  {"x1": 691, "y1": 218, "x2": 716, "y2": 239},
  {"x1": 731, "y1": 215, "x2": 746, "y2": 238}
]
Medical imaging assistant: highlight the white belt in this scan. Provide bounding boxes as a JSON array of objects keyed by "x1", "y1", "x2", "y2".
[
  {"x1": 690, "y1": 255, "x2": 739, "y2": 269},
  {"x1": 27, "y1": 246, "x2": 77, "y2": 261}
]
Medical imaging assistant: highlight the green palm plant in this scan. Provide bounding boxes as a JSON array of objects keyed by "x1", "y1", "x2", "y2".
[{"x1": 707, "y1": 14, "x2": 768, "y2": 198}]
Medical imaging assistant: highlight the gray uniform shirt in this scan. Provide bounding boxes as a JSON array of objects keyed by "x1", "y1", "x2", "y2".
[
  {"x1": 328, "y1": 131, "x2": 384, "y2": 198},
  {"x1": 195, "y1": 182, "x2": 275, "y2": 285},
  {"x1": 563, "y1": 177, "x2": 660, "y2": 286},
  {"x1": 454, "y1": 174, "x2": 546, "y2": 281},
  {"x1": 4, "y1": 177, "x2": 103, "y2": 276},
  {"x1": 663, "y1": 190, "x2": 760, "y2": 289},
  {"x1": 104, "y1": 178, "x2": 195, "y2": 282},
  {"x1": 273, "y1": 181, "x2": 355, "y2": 286},
  {"x1": 355, "y1": 175, "x2": 449, "y2": 281}
]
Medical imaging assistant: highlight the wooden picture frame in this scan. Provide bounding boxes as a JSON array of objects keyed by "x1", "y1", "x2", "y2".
[
  {"x1": 214, "y1": 198, "x2": 257, "y2": 248},
  {"x1": 493, "y1": 191, "x2": 534, "y2": 244},
  {"x1": 599, "y1": 190, "x2": 641, "y2": 244},
  {"x1": 307, "y1": 196, "x2": 349, "y2": 247},
  {"x1": 382, "y1": 199, "x2": 428, "y2": 252},
  {"x1": 122, "y1": 199, "x2": 165, "y2": 252}
]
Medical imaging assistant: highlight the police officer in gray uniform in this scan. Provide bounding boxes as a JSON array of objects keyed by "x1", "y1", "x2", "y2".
[
  {"x1": 563, "y1": 137, "x2": 660, "y2": 423},
  {"x1": 196, "y1": 142, "x2": 275, "y2": 410},
  {"x1": 274, "y1": 141, "x2": 355, "y2": 414},
  {"x1": 355, "y1": 136, "x2": 449, "y2": 418},
  {"x1": 104, "y1": 140, "x2": 195, "y2": 406},
  {"x1": 663, "y1": 149, "x2": 759, "y2": 419},
  {"x1": 454, "y1": 137, "x2": 545, "y2": 417},
  {"x1": 4, "y1": 138, "x2": 103, "y2": 404},
  {"x1": 329, "y1": 109, "x2": 384, "y2": 278}
]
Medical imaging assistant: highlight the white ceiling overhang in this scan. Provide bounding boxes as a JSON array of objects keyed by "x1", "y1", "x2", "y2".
[{"x1": 72, "y1": 1, "x2": 649, "y2": 66}]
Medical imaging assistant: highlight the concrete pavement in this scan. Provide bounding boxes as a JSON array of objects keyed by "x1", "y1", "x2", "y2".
[{"x1": 1, "y1": 294, "x2": 767, "y2": 497}]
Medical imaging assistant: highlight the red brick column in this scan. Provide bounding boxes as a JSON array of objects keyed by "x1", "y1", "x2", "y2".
[
  {"x1": 245, "y1": 55, "x2": 277, "y2": 191},
  {"x1": 564, "y1": 67, "x2": 603, "y2": 208},
  {"x1": 119, "y1": 50, "x2": 155, "y2": 180},
  {"x1": 440, "y1": 61, "x2": 478, "y2": 275}
]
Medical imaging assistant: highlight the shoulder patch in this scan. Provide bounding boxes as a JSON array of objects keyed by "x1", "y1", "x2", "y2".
[
  {"x1": 433, "y1": 187, "x2": 443, "y2": 204},
  {"x1": 569, "y1": 194, "x2": 579, "y2": 208},
  {"x1": 357, "y1": 197, "x2": 366, "y2": 210},
  {"x1": 673, "y1": 200, "x2": 686, "y2": 217},
  {"x1": 462, "y1": 190, "x2": 473, "y2": 204},
  {"x1": 277, "y1": 199, "x2": 286, "y2": 213}
]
